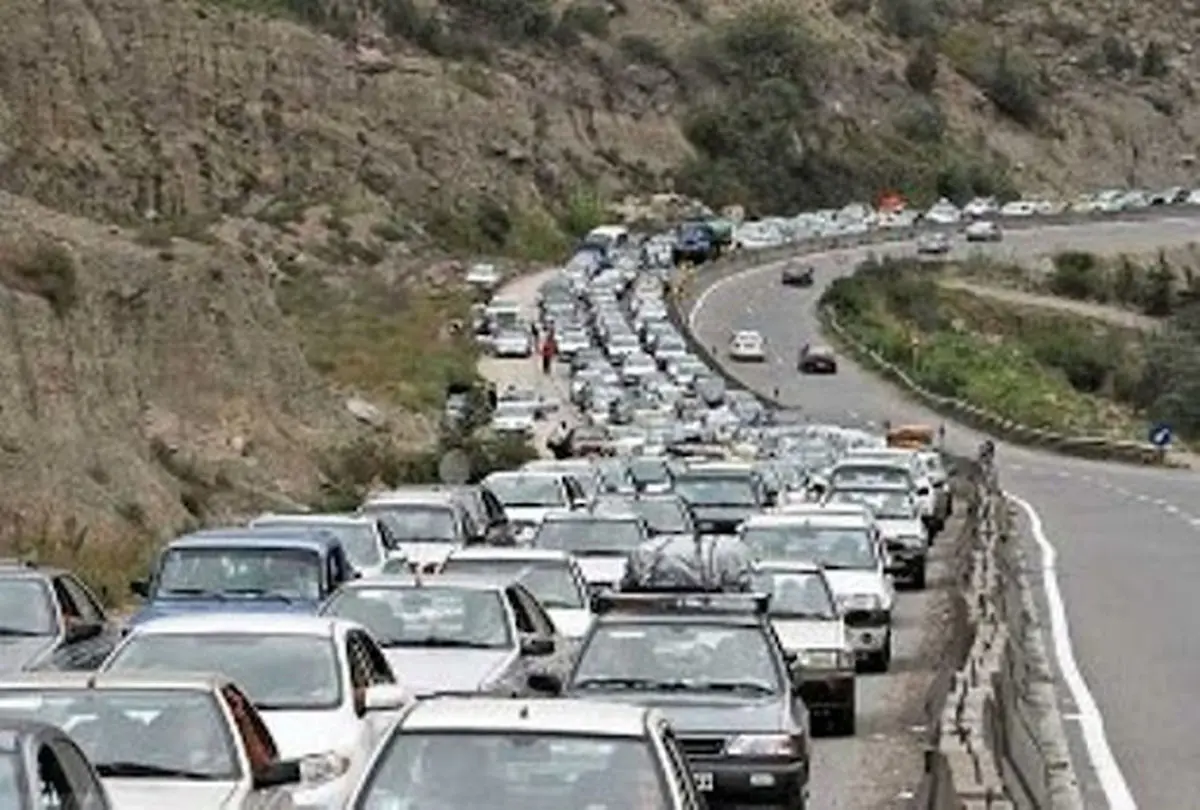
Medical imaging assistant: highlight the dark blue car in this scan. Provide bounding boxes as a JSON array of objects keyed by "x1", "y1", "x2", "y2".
[{"x1": 126, "y1": 527, "x2": 357, "y2": 628}]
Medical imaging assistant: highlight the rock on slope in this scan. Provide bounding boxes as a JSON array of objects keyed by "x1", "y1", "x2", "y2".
[{"x1": 0, "y1": 192, "x2": 361, "y2": 554}]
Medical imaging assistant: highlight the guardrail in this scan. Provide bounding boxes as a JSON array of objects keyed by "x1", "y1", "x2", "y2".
[{"x1": 822, "y1": 310, "x2": 1176, "y2": 466}]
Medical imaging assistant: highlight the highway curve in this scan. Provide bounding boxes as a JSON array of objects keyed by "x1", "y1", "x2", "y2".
[{"x1": 690, "y1": 215, "x2": 1200, "y2": 810}]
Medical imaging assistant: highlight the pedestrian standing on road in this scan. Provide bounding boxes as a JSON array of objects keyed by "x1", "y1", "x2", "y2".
[{"x1": 541, "y1": 328, "x2": 557, "y2": 376}]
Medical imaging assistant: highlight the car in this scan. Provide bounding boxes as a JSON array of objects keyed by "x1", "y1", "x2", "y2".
[
  {"x1": 358, "y1": 489, "x2": 478, "y2": 571},
  {"x1": 826, "y1": 488, "x2": 929, "y2": 589},
  {"x1": 99, "y1": 613, "x2": 410, "y2": 810},
  {"x1": 465, "y1": 262, "x2": 501, "y2": 291},
  {"x1": 0, "y1": 716, "x2": 113, "y2": 810},
  {"x1": 740, "y1": 512, "x2": 896, "y2": 672},
  {"x1": 672, "y1": 463, "x2": 769, "y2": 535},
  {"x1": 749, "y1": 562, "x2": 857, "y2": 735},
  {"x1": 249, "y1": 513, "x2": 397, "y2": 578},
  {"x1": 0, "y1": 672, "x2": 302, "y2": 810},
  {"x1": 593, "y1": 491, "x2": 697, "y2": 538},
  {"x1": 481, "y1": 471, "x2": 589, "y2": 541},
  {"x1": 915, "y1": 232, "x2": 951, "y2": 254},
  {"x1": 490, "y1": 328, "x2": 533, "y2": 358},
  {"x1": 728, "y1": 330, "x2": 767, "y2": 362},
  {"x1": 839, "y1": 449, "x2": 941, "y2": 535},
  {"x1": 780, "y1": 265, "x2": 815, "y2": 287},
  {"x1": 0, "y1": 559, "x2": 119, "y2": 674},
  {"x1": 341, "y1": 696, "x2": 705, "y2": 810},
  {"x1": 964, "y1": 220, "x2": 1002, "y2": 242},
  {"x1": 530, "y1": 511, "x2": 649, "y2": 592},
  {"x1": 561, "y1": 592, "x2": 811, "y2": 810},
  {"x1": 319, "y1": 574, "x2": 572, "y2": 696},
  {"x1": 438, "y1": 547, "x2": 594, "y2": 638},
  {"x1": 126, "y1": 528, "x2": 357, "y2": 627},
  {"x1": 798, "y1": 343, "x2": 837, "y2": 374},
  {"x1": 490, "y1": 400, "x2": 538, "y2": 436}
]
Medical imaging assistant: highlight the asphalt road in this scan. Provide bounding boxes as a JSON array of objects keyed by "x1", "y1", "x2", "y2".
[{"x1": 689, "y1": 215, "x2": 1200, "y2": 810}]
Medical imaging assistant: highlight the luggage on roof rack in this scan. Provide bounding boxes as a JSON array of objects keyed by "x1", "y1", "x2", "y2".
[{"x1": 621, "y1": 534, "x2": 753, "y2": 593}]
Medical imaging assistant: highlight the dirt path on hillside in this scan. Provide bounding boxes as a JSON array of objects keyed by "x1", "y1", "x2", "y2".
[{"x1": 939, "y1": 278, "x2": 1161, "y2": 331}]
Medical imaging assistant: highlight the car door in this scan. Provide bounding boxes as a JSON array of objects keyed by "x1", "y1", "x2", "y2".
[
  {"x1": 479, "y1": 489, "x2": 512, "y2": 545},
  {"x1": 43, "y1": 734, "x2": 109, "y2": 810},
  {"x1": 56, "y1": 576, "x2": 117, "y2": 669},
  {"x1": 45, "y1": 578, "x2": 87, "y2": 671}
]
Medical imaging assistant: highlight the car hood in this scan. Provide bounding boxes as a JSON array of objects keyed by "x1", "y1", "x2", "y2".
[
  {"x1": 381, "y1": 648, "x2": 514, "y2": 694},
  {"x1": 574, "y1": 554, "x2": 629, "y2": 585},
  {"x1": 547, "y1": 608, "x2": 593, "y2": 639},
  {"x1": 875, "y1": 518, "x2": 927, "y2": 544},
  {"x1": 0, "y1": 636, "x2": 56, "y2": 672},
  {"x1": 771, "y1": 618, "x2": 845, "y2": 652},
  {"x1": 574, "y1": 693, "x2": 788, "y2": 734},
  {"x1": 260, "y1": 709, "x2": 363, "y2": 760},
  {"x1": 105, "y1": 780, "x2": 239, "y2": 810},
  {"x1": 127, "y1": 597, "x2": 319, "y2": 626}
]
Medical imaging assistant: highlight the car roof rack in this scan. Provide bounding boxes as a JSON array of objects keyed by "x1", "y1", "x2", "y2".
[{"x1": 592, "y1": 591, "x2": 770, "y2": 616}]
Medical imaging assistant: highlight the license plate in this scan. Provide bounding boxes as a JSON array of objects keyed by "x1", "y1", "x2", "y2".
[{"x1": 693, "y1": 772, "x2": 714, "y2": 791}]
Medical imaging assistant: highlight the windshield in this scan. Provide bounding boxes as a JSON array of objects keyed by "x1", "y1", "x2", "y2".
[
  {"x1": 438, "y1": 560, "x2": 585, "y2": 609},
  {"x1": 674, "y1": 476, "x2": 758, "y2": 507},
  {"x1": 323, "y1": 587, "x2": 513, "y2": 649},
  {"x1": 355, "y1": 733, "x2": 667, "y2": 810},
  {"x1": 829, "y1": 490, "x2": 916, "y2": 520},
  {"x1": 105, "y1": 633, "x2": 341, "y2": 710},
  {"x1": 0, "y1": 689, "x2": 239, "y2": 781},
  {"x1": 0, "y1": 579, "x2": 55, "y2": 636},
  {"x1": 534, "y1": 519, "x2": 645, "y2": 554},
  {"x1": 255, "y1": 521, "x2": 382, "y2": 568},
  {"x1": 361, "y1": 505, "x2": 458, "y2": 543},
  {"x1": 495, "y1": 403, "x2": 536, "y2": 419},
  {"x1": 485, "y1": 476, "x2": 568, "y2": 508},
  {"x1": 155, "y1": 546, "x2": 322, "y2": 601},
  {"x1": 830, "y1": 465, "x2": 911, "y2": 489},
  {"x1": 750, "y1": 571, "x2": 836, "y2": 619},
  {"x1": 628, "y1": 458, "x2": 670, "y2": 485},
  {"x1": 743, "y1": 526, "x2": 876, "y2": 569},
  {"x1": 573, "y1": 623, "x2": 781, "y2": 695},
  {"x1": 631, "y1": 497, "x2": 692, "y2": 535}
]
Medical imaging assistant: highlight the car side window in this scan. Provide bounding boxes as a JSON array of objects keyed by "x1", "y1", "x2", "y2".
[
  {"x1": 514, "y1": 587, "x2": 556, "y2": 636},
  {"x1": 504, "y1": 589, "x2": 536, "y2": 634},
  {"x1": 480, "y1": 490, "x2": 507, "y2": 525},
  {"x1": 563, "y1": 477, "x2": 583, "y2": 504},
  {"x1": 50, "y1": 580, "x2": 81, "y2": 623},
  {"x1": 59, "y1": 577, "x2": 104, "y2": 624},
  {"x1": 658, "y1": 727, "x2": 700, "y2": 810},
  {"x1": 345, "y1": 634, "x2": 371, "y2": 690},
  {"x1": 46, "y1": 738, "x2": 105, "y2": 810},
  {"x1": 36, "y1": 745, "x2": 78, "y2": 810},
  {"x1": 222, "y1": 684, "x2": 278, "y2": 770},
  {"x1": 350, "y1": 630, "x2": 395, "y2": 685}
]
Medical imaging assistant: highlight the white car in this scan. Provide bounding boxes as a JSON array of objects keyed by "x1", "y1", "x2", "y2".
[
  {"x1": 750, "y1": 562, "x2": 857, "y2": 735},
  {"x1": 962, "y1": 197, "x2": 998, "y2": 218},
  {"x1": 923, "y1": 198, "x2": 961, "y2": 225},
  {"x1": 491, "y1": 328, "x2": 533, "y2": 358},
  {"x1": 740, "y1": 512, "x2": 895, "y2": 672},
  {"x1": 438, "y1": 547, "x2": 595, "y2": 638},
  {"x1": 465, "y1": 263, "x2": 501, "y2": 291},
  {"x1": 0, "y1": 671, "x2": 302, "y2": 810},
  {"x1": 490, "y1": 400, "x2": 538, "y2": 435},
  {"x1": 482, "y1": 471, "x2": 588, "y2": 540},
  {"x1": 99, "y1": 614, "x2": 411, "y2": 810},
  {"x1": 964, "y1": 220, "x2": 1002, "y2": 242},
  {"x1": 342, "y1": 697, "x2": 700, "y2": 810},
  {"x1": 249, "y1": 513, "x2": 395, "y2": 578},
  {"x1": 827, "y1": 488, "x2": 929, "y2": 589},
  {"x1": 728, "y1": 330, "x2": 767, "y2": 362},
  {"x1": 915, "y1": 232, "x2": 951, "y2": 254}
]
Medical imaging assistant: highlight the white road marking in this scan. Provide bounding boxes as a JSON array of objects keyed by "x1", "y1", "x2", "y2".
[{"x1": 1009, "y1": 494, "x2": 1138, "y2": 810}]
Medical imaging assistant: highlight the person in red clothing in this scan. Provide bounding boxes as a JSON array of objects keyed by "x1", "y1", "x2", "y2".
[{"x1": 541, "y1": 328, "x2": 557, "y2": 375}]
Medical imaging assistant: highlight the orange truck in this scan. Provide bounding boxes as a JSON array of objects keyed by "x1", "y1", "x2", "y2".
[{"x1": 886, "y1": 424, "x2": 937, "y2": 450}]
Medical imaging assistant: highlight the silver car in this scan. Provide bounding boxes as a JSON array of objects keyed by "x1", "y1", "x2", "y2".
[{"x1": 491, "y1": 328, "x2": 533, "y2": 357}]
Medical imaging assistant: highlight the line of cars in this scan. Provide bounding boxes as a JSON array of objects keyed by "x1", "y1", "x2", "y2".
[{"x1": 0, "y1": 236, "x2": 953, "y2": 810}]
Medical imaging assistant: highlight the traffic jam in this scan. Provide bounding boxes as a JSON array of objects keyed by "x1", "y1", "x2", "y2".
[{"x1": 0, "y1": 225, "x2": 953, "y2": 810}]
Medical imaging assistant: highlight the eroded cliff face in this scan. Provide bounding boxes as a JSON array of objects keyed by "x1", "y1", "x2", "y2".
[
  {"x1": 0, "y1": 193, "x2": 366, "y2": 555},
  {"x1": 0, "y1": 0, "x2": 691, "y2": 226}
]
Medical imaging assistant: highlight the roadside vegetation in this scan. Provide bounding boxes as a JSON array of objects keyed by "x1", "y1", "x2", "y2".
[{"x1": 822, "y1": 257, "x2": 1147, "y2": 438}]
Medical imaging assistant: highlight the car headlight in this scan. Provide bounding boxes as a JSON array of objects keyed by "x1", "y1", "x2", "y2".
[
  {"x1": 725, "y1": 734, "x2": 797, "y2": 757},
  {"x1": 798, "y1": 649, "x2": 841, "y2": 669},
  {"x1": 299, "y1": 751, "x2": 351, "y2": 785},
  {"x1": 839, "y1": 593, "x2": 881, "y2": 611}
]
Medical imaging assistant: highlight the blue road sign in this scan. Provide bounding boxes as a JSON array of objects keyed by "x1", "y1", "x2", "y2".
[{"x1": 1149, "y1": 424, "x2": 1173, "y2": 448}]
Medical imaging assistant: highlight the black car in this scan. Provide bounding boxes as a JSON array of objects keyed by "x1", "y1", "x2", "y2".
[
  {"x1": 557, "y1": 592, "x2": 811, "y2": 810},
  {"x1": 0, "y1": 718, "x2": 112, "y2": 810},
  {"x1": 780, "y1": 266, "x2": 814, "y2": 287},
  {"x1": 798, "y1": 344, "x2": 837, "y2": 374},
  {"x1": 0, "y1": 560, "x2": 119, "y2": 674}
]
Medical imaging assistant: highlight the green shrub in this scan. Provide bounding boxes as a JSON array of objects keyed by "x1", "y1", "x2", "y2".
[
  {"x1": 978, "y1": 48, "x2": 1042, "y2": 126},
  {"x1": 879, "y1": 0, "x2": 939, "y2": 40},
  {"x1": 904, "y1": 39, "x2": 939, "y2": 93},
  {"x1": 559, "y1": 2, "x2": 609, "y2": 37},
  {"x1": 1048, "y1": 251, "x2": 1106, "y2": 300},
  {"x1": 1100, "y1": 35, "x2": 1138, "y2": 75},
  {"x1": 1, "y1": 241, "x2": 79, "y2": 317},
  {"x1": 620, "y1": 34, "x2": 673, "y2": 70}
]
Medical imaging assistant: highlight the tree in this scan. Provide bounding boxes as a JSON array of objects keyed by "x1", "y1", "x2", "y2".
[{"x1": 905, "y1": 39, "x2": 939, "y2": 93}]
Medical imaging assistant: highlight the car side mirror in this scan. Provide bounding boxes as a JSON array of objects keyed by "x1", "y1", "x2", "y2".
[
  {"x1": 64, "y1": 620, "x2": 103, "y2": 644},
  {"x1": 129, "y1": 579, "x2": 149, "y2": 598},
  {"x1": 527, "y1": 672, "x2": 563, "y2": 695},
  {"x1": 521, "y1": 636, "x2": 556, "y2": 657},
  {"x1": 253, "y1": 760, "x2": 302, "y2": 790},
  {"x1": 361, "y1": 684, "x2": 410, "y2": 714},
  {"x1": 570, "y1": 498, "x2": 589, "y2": 510}
]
